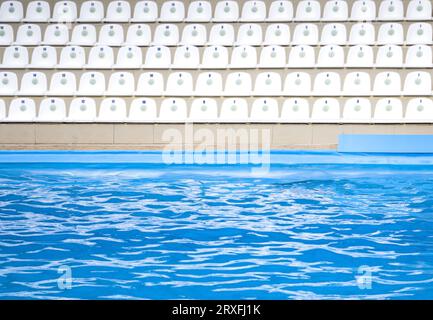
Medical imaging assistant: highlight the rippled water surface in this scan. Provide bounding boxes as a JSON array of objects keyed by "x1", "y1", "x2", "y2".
[{"x1": 1, "y1": 163, "x2": 433, "y2": 299}]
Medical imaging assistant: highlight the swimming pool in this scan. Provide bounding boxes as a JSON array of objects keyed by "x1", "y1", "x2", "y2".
[{"x1": 1, "y1": 151, "x2": 433, "y2": 299}]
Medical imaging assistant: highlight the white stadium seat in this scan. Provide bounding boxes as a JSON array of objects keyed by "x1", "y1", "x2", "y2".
[
  {"x1": 37, "y1": 98, "x2": 67, "y2": 122},
  {"x1": 105, "y1": 1, "x2": 131, "y2": 22},
  {"x1": 24, "y1": 1, "x2": 50, "y2": 22},
  {"x1": 295, "y1": 1, "x2": 321, "y2": 21},
  {"x1": 405, "y1": 45, "x2": 432, "y2": 68},
  {"x1": 136, "y1": 72, "x2": 164, "y2": 96},
  {"x1": 378, "y1": 0, "x2": 404, "y2": 21},
  {"x1": 7, "y1": 98, "x2": 36, "y2": 122},
  {"x1": 153, "y1": 24, "x2": 179, "y2": 46},
  {"x1": 235, "y1": 24, "x2": 263, "y2": 46},
  {"x1": 213, "y1": 1, "x2": 239, "y2": 22},
  {"x1": 143, "y1": 46, "x2": 171, "y2": 69},
  {"x1": 165, "y1": 72, "x2": 194, "y2": 96},
  {"x1": 405, "y1": 98, "x2": 433, "y2": 122},
  {"x1": 114, "y1": 46, "x2": 143, "y2": 68},
  {"x1": 311, "y1": 98, "x2": 340, "y2": 122},
  {"x1": 15, "y1": 24, "x2": 41, "y2": 45},
  {"x1": 254, "y1": 72, "x2": 282, "y2": 96},
  {"x1": 323, "y1": 1, "x2": 349, "y2": 21},
  {"x1": 287, "y1": 45, "x2": 315, "y2": 68},
  {"x1": 86, "y1": 45, "x2": 114, "y2": 68},
  {"x1": 186, "y1": 1, "x2": 212, "y2": 22},
  {"x1": 230, "y1": 45, "x2": 257, "y2": 69},
  {"x1": 195, "y1": 72, "x2": 223, "y2": 96},
  {"x1": 317, "y1": 45, "x2": 345, "y2": 67},
  {"x1": 70, "y1": 25, "x2": 97, "y2": 46},
  {"x1": 320, "y1": 24, "x2": 347, "y2": 45},
  {"x1": 43, "y1": 24, "x2": 69, "y2": 45},
  {"x1": 343, "y1": 98, "x2": 372, "y2": 123},
  {"x1": 77, "y1": 1, "x2": 104, "y2": 22},
  {"x1": 348, "y1": 23, "x2": 375, "y2": 45},
  {"x1": 346, "y1": 45, "x2": 374, "y2": 67},
  {"x1": 406, "y1": 23, "x2": 432, "y2": 45},
  {"x1": 407, "y1": 0, "x2": 432, "y2": 20},
  {"x1": 280, "y1": 98, "x2": 310, "y2": 122},
  {"x1": 373, "y1": 72, "x2": 401, "y2": 96},
  {"x1": 292, "y1": 23, "x2": 319, "y2": 45},
  {"x1": 208, "y1": 24, "x2": 235, "y2": 45},
  {"x1": 77, "y1": 72, "x2": 106, "y2": 96},
  {"x1": 18, "y1": 72, "x2": 47, "y2": 96},
  {"x1": 0, "y1": 1, "x2": 24, "y2": 22},
  {"x1": 377, "y1": 23, "x2": 403, "y2": 45},
  {"x1": 97, "y1": 98, "x2": 127, "y2": 122},
  {"x1": 128, "y1": 98, "x2": 157, "y2": 122},
  {"x1": 263, "y1": 24, "x2": 290, "y2": 45},
  {"x1": 343, "y1": 72, "x2": 371, "y2": 96},
  {"x1": 125, "y1": 24, "x2": 152, "y2": 46},
  {"x1": 51, "y1": 1, "x2": 77, "y2": 22},
  {"x1": 258, "y1": 45, "x2": 286, "y2": 68},
  {"x1": 172, "y1": 45, "x2": 200, "y2": 69},
  {"x1": 0, "y1": 72, "x2": 18, "y2": 96},
  {"x1": 98, "y1": 24, "x2": 124, "y2": 46},
  {"x1": 180, "y1": 24, "x2": 207, "y2": 46},
  {"x1": 107, "y1": 72, "x2": 135, "y2": 96},
  {"x1": 375, "y1": 45, "x2": 403, "y2": 68},
  {"x1": 58, "y1": 46, "x2": 86, "y2": 69},
  {"x1": 313, "y1": 72, "x2": 341, "y2": 96},
  {"x1": 283, "y1": 72, "x2": 311, "y2": 96},
  {"x1": 131, "y1": 1, "x2": 158, "y2": 22},
  {"x1": 403, "y1": 71, "x2": 431, "y2": 95},
  {"x1": 0, "y1": 24, "x2": 14, "y2": 46},
  {"x1": 250, "y1": 98, "x2": 279, "y2": 122},
  {"x1": 47, "y1": 72, "x2": 77, "y2": 96},
  {"x1": 159, "y1": 98, "x2": 188, "y2": 122},
  {"x1": 220, "y1": 98, "x2": 249, "y2": 122},
  {"x1": 0, "y1": 46, "x2": 28, "y2": 68},
  {"x1": 240, "y1": 1, "x2": 267, "y2": 22},
  {"x1": 224, "y1": 72, "x2": 252, "y2": 96},
  {"x1": 189, "y1": 98, "x2": 218, "y2": 122},
  {"x1": 29, "y1": 46, "x2": 57, "y2": 68},
  {"x1": 159, "y1": 1, "x2": 185, "y2": 22},
  {"x1": 351, "y1": 1, "x2": 376, "y2": 21},
  {"x1": 267, "y1": 1, "x2": 294, "y2": 21},
  {"x1": 68, "y1": 98, "x2": 97, "y2": 122},
  {"x1": 374, "y1": 98, "x2": 403, "y2": 122}
]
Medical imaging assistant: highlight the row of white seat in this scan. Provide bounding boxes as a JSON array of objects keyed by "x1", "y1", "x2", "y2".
[
  {"x1": 0, "y1": 0, "x2": 430, "y2": 23},
  {"x1": 0, "y1": 97, "x2": 431, "y2": 123},
  {"x1": 1, "y1": 71, "x2": 431, "y2": 97},
  {"x1": 1, "y1": 44, "x2": 432, "y2": 69},
  {"x1": 2, "y1": 22, "x2": 432, "y2": 47}
]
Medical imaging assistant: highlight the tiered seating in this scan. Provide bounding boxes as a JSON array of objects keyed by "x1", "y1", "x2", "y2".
[{"x1": 0, "y1": 0, "x2": 432, "y2": 123}]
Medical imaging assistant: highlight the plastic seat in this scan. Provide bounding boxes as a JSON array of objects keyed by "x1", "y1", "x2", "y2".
[
  {"x1": 47, "y1": 72, "x2": 77, "y2": 96},
  {"x1": 0, "y1": 99, "x2": 5, "y2": 121},
  {"x1": 189, "y1": 98, "x2": 218, "y2": 122},
  {"x1": 7, "y1": 98, "x2": 36, "y2": 122},
  {"x1": 250, "y1": 98, "x2": 279, "y2": 122},
  {"x1": 51, "y1": 1, "x2": 77, "y2": 22},
  {"x1": 374, "y1": 98, "x2": 403, "y2": 122},
  {"x1": 346, "y1": 45, "x2": 374, "y2": 67},
  {"x1": 373, "y1": 72, "x2": 401, "y2": 96},
  {"x1": 317, "y1": 45, "x2": 344, "y2": 67},
  {"x1": 15, "y1": 24, "x2": 41, "y2": 45},
  {"x1": 105, "y1": 1, "x2": 131, "y2": 22},
  {"x1": 235, "y1": 24, "x2": 263, "y2": 45},
  {"x1": 57, "y1": 46, "x2": 86, "y2": 69},
  {"x1": 213, "y1": 1, "x2": 239, "y2": 22},
  {"x1": 254, "y1": 72, "x2": 282, "y2": 96},
  {"x1": 135, "y1": 72, "x2": 164, "y2": 96},
  {"x1": 24, "y1": 1, "x2": 50, "y2": 22},
  {"x1": 311, "y1": 98, "x2": 340, "y2": 122},
  {"x1": 158, "y1": 98, "x2": 187, "y2": 122},
  {"x1": 37, "y1": 98, "x2": 67, "y2": 122},
  {"x1": 375, "y1": 45, "x2": 403, "y2": 67},
  {"x1": 0, "y1": 24, "x2": 14, "y2": 45},
  {"x1": 98, "y1": 24, "x2": 124, "y2": 46},
  {"x1": 378, "y1": 0, "x2": 404, "y2": 20},
  {"x1": 131, "y1": 1, "x2": 157, "y2": 22},
  {"x1": 407, "y1": 0, "x2": 432, "y2": 20},
  {"x1": 77, "y1": 1, "x2": 104, "y2": 22},
  {"x1": 124, "y1": 24, "x2": 151, "y2": 46},
  {"x1": 128, "y1": 98, "x2": 157, "y2": 122},
  {"x1": 323, "y1": 1, "x2": 348, "y2": 21},
  {"x1": 220, "y1": 98, "x2": 249, "y2": 122},
  {"x1": 320, "y1": 24, "x2": 347, "y2": 45},
  {"x1": 263, "y1": 24, "x2": 290, "y2": 45},
  {"x1": 405, "y1": 98, "x2": 433, "y2": 122},
  {"x1": 18, "y1": 72, "x2": 47, "y2": 96},
  {"x1": 159, "y1": 1, "x2": 185, "y2": 22},
  {"x1": 280, "y1": 98, "x2": 310, "y2": 122},
  {"x1": 294, "y1": 1, "x2": 321, "y2": 21},
  {"x1": 0, "y1": 46, "x2": 28, "y2": 68},
  {"x1": 350, "y1": 0, "x2": 376, "y2": 21},
  {"x1": 86, "y1": 45, "x2": 114, "y2": 69},
  {"x1": 313, "y1": 72, "x2": 341, "y2": 96},
  {"x1": 229, "y1": 45, "x2": 257, "y2": 68},
  {"x1": 258, "y1": 45, "x2": 286, "y2": 68},
  {"x1": 377, "y1": 23, "x2": 403, "y2": 45},
  {"x1": 343, "y1": 72, "x2": 371, "y2": 96},
  {"x1": 114, "y1": 46, "x2": 143, "y2": 68},
  {"x1": 405, "y1": 45, "x2": 432, "y2": 67},
  {"x1": 172, "y1": 45, "x2": 200, "y2": 69},
  {"x1": 240, "y1": 1, "x2": 266, "y2": 21},
  {"x1": 283, "y1": 72, "x2": 312, "y2": 96},
  {"x1": 292, "y1": 23, "x2": 319, "y2": 45},
  {"x1": 43, "y1": 24, "x2": 69, "y2": 45},
  {"x1": 106, "y1": 72, "x2": 135, "y2": 96},
  {"x1": 0, "y1": 72, "x2": 18, "y2": 95},
  {"x1": 68, "y1": 98, "x2": 96, "y2": 122},
  {"x1": 224, "y1": 72, "x2": 252, "y2": 96},
  {"x1": 186, "y1": 1, "x2": 212, "y2": 22},
  {"x1": 97, "y1": 98, "x2": 127, "y2": 122},
  {"x1": 267, "y1": 1, "x2": 294, "y2": 21},
  {"x1": 201, "y1": 46, "x2": 229, "y2": 69},
  {"x1": 165, "y1": 72, "x2": 194, "y2": 96},
  {"x1": 180, "y1": 24, "x2": 207, "y2": 46},
  {"x1": 342, "y1": 98, "x2": 371, "y2": 122},
  {"x1": 29, "y1": 46, "x2": 57, "y2": 68},
  {"x1": 77, "y1": 72, "x2": 106, "y2": 96},
  {"x1": 143, "y1": 46, "x2": 171, "y2": 69},
  {"x1": 69, "y1": 24, "x2": 97, "y2": 46},
  {"x1": 348, "y1": 23, "x2": 375, "y2": 45},
  {"x1": 403, "y1": 71, "x2": 431, "y2": 95},
  {"x1": 406, "y1": 23, "x2": 432, "y2": 45},
  {"x1": 194, "y1": 72, "x2": 223, "y2": 96},
  {"x1": 208, "y1": 24, "x2": 235, "y2": 45},
  {"x1": 0, "y1": 1, "x2": 24, "y2": 22},
  {"x1": 153, "y1": 24, "x2": 179, "y2": 46}
]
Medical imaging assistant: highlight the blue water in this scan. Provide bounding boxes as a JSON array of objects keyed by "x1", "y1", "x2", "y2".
[{"x1": 1, "y1": 162, "x2": 433, "y2": 299}]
